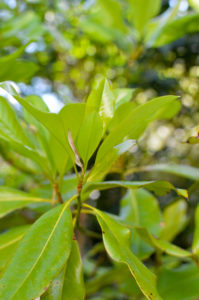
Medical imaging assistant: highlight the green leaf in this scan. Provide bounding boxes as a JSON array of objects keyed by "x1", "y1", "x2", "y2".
[
  {"x1": 138, "y1": 164, "x2": 199, "y2": 181},
  {"x1": 158, "y1": 263, "x2": 199, "y2": 300},
  {"x1": 92, "y1": 208, "x2": 162, "y2": 300},
  {"x1": 86, "y1": 78, "x2": 115, "y2": 129},
  {"x1": 161, "y1": 200, "x2": 188, "y2": 242},
  {"x1": 0, "y1": 96, "x2": 31, "y2": 146},
  {"x1": 83, "y1": 180, "x2": 188, "y2": 198},
  {"x1": 134, "y1": 227, "x2": 191, "y2": 259},
  {"x1": 120, "y1": 189, "x2": 162, "y2": 259},
  {"x1": 87, "y1": 139, "x2": 136, "y2": 182},
  {"x1": 114, "y1": 88, "x2": 135, "y2": 108},
  {"x1": 95, "y1": 95, "x2": 180, "y2": 164},
  {"x1": 127, "y1": 0, "x2": 161, "y2": 35},
  {"x1": 0, "y1": 186, "x2": 51, "y2": 219},
  {"x1": 149, "y1": 13, "x2": 199, "y2": 47},
  {"x1": 77, "y1": 112, "x2": 103, "y2": 167},
  {"x1": 15, "y1": 95, "x2": 86, "y2": 164},
  {"x1": 0, "y1": 46, "x2": 38, "y2": 82},
  {"x1": 192, "y1": 205, "x2": 199, "y2": 257},
  {"x1": 0, "y1": 202, "x2": 73, "y2": 300},
  {"x1": 41, "y1": 240, "x2": 85, "y2": 300},
  {"x1": 62, "y1": 240, "x2": 85, "y2": 300},
  {"x1": 0, "y1": 225, "x2": 30, "y2": 271},
  {"x1": 97, "y1": 0, "x2": 127, "y2": 34},
  {"x1": 0, "y1": 95, "x2": 50, "y2": 176}
]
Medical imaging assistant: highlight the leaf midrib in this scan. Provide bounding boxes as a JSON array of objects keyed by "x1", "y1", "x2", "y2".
[{"x1": 8, "y1": 202, "x2": 69, "y2": 299}]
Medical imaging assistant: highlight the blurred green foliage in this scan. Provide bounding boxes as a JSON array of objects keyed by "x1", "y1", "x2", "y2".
[{"x1": 1, "y1": 0, "x2": 199, "y2": 299}]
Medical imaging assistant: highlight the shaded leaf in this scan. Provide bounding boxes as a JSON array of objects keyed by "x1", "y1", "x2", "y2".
[
  {"x1": 138, "y1": 164, "x2": 199, "y2": 181},
  {"x1": 158, "y1": 263, "x2": 199, "y2": 300},
  {"x1": 83, "y1": 180, "x2": 188, "y2": 198},
  {"x1": 120, "y1": 189, "x2": 162, "y2": 259},
  {"x1": 161, "y1": 200, "x2": 188, "y2": 242},
  {"x1": 135, "y1": 227, "x2": 191, "y2": 259}
]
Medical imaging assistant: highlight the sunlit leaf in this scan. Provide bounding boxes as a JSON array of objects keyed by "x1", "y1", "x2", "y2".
[
  {"x1": 0, "y1": 225, "x2": 30, "y2": 271},
  {"x1": 0, "y1": 202, "x2": 73, "y2": 300}
]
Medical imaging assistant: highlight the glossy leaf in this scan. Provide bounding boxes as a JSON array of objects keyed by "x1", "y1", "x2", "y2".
[
  {"x1": 77, "y1": 112, "x2": 103, "y2": 167},
  {"x1": 120, "y1": 189, "x2": 162, "y2": 259},
  {"x1": 86, "y1": 78, "x2": 115, "y2": 129},
  {"x1": 42, "y1": 240, "x2": 85, "y2": 300},
  {"x1": 95, "y1": 95, "x2": 180, "y2": 164},
  {"x1": 93, "y1": 208, "x2": 162, "y2": 300},
  {"x1": 114, "y1": 88, "x2": 135, "y2": 108},
  {"x1": 0, "y1": 225, "x2": 30, "y2": 271},
  {"x1": 0, "y1": 186, "x2": 51, "y2": 219},
  {"x1": 62, "y1": 240, "x2": 85, "y2": 300},
  {"x1": 0, "y1": 202, "x2": 73, "y2": 300}
]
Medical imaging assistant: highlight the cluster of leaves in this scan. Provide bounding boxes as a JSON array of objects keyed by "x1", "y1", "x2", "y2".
[
  {"x1": 1, "y1": 1, "x2": 199, "y2": 300},
  {"x1": 0, "y1": 78, "x2": 198, "y2": 300}
]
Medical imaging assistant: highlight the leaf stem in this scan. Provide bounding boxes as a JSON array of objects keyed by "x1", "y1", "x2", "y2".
[{"x1": 52, "y1": 182, "x2": 63, "y2": 204}]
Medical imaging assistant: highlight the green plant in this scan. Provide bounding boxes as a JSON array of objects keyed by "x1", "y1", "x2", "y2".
[{"x1": 0, "y1": 78, "x2": 199, "y2": 300}]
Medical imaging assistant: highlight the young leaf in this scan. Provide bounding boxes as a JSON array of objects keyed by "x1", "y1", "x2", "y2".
[
  {"x1": 95, "y1": 95, "x2": 180, "y2": 164},
  {"x1": 93, "y1": 208, "x2": 162, "y2": 300},
  {"x1": 0, "y1": 202, "x2": 73, "y2": 300},
  {"x1": 77, "y1": 112, "x2": 103, "y2": 167},
  {"x1": 120, "y1": 189, "x2": 162, "y2": 259},
  {"x1": 41, "y1": 240, "x2": 85, "y2": 300},
  {"x1": 86, "y1": 78, "x2": 115, "y2": 129},
  {"x1": 0, "y1": 225, "x2": 30, "y2": 271},
  {"x1": 0, "y1": 186, "x2": 51, "y2": 219}
]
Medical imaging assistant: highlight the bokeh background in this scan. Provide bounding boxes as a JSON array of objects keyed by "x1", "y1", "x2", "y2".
[{"x1": 1, "y1": 0, "x2": 199, "y2": 298}]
